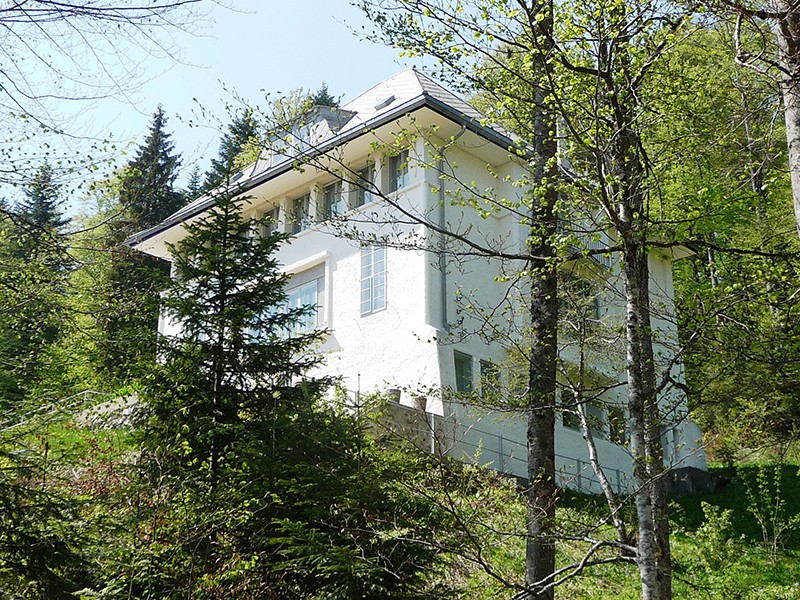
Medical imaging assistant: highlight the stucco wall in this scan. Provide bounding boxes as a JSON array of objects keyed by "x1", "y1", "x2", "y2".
[{"x1": 154, "y1": 124, "x2": 707, "y2": 485}]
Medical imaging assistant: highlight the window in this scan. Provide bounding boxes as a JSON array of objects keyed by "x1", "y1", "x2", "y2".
[
  {"x1": 480, "y1": 360, "x2": 499, "y2": 398},
  {"x1": 360, "y1": 246, "x2": 386, "y2": 315},
  {"x1": 322, "y1": 180, "x2": 346, "y2": 220},
  {"x1": 290, "y1": 193, "x2": 311, "y2": 234},
  {"x1": 563, "y1": 399, "x2": 605, "y2": 436},
  {"x1": 387, "y1": 149, "x2": 409, "y2": 193},
  {"x1": 562, "y1": 403, "x2": 580, "y2": 430},
  {"x1": 559, "y1": 274, "x2": 601, "y2": 330},
  {"x1": 286, "y1": 280, "x2": 318, "y2": 334},
  {"x1": 585, "y1": 402, "x2": 605, "y2": 438},
  {"x1": 608, "y1": 406, "x2": 626, "y2": 445},
  {"x1": 285, "y1": 264, "x2": 325, "y2": 335},
  {"x1": 353, "y1": 164, "x2": 374, "y2": 207},
  {"x1": 260, "y1": 207, "x2": 280, "y2": 237},
  {"x1": 454, "y1": 351, "x2": 473, "y2": 393},
  {"x1": 251, "y1": 265, "x2": 324, "y2": 340}
]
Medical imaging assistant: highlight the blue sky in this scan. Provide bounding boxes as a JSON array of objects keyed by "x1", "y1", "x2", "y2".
[{"x1": 99, "y1": 0, "x2": 412, "y2": 182}]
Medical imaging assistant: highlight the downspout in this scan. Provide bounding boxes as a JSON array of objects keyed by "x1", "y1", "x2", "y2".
[{"x1": 438, "y1": 125, "x2": 467, "y2": 331}]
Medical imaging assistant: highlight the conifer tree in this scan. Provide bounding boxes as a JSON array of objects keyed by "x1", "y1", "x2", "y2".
[
  {"x1": 203, "y1": 109, "x2": 260, "y2": 192},
  {"x1": 311, "y1": 82, "x2": 339, "y2": 107},
  {"x1": 119, "y1": 106, "x2": 183, "y2": 231},
  {"x1": 127, "y1": 189, "x2": 456, "y2": 597},
  {"x1": 98, "y1": 108, "x2": 184, "y2": 384},
  {"x1": 16, "y1": 163, "x2": 70, "y2": 238},
  {"x1": 0, "y1": 165, "x2": 71, "y2": 402},
  {"x1": 184, "y1": 164, "x2": 204, "y2": 200}
]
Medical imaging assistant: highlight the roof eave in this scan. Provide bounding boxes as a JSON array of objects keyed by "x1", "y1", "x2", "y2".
[{"x1": 126, "y1": 92, "x2": 520, "y2": 248}]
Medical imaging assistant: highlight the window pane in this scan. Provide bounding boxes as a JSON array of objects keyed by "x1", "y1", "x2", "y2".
[
  {"x1": 608, "y1": 407, "x2": 626, "y2": 445},
  {"x1": 291, "y1": 193, "x2": 310, "y2": 233},
  {"x1": 454, "y1": 351, "x2": 473, "y2": 393},
  {"x1": 373, "y1": 271, "x2": 386, "y2": 310},
  {"x1": 355, "y1": 165, "x2": 374, "y2": 207},
  {"x1": 261, "y1": 208, "x2": 279, "y2": 237},
  {"x1": 360, "y1": 286, "x2": 372, "y2": 315},
  {"x1": 388, "y1": 150, "x2": 409, "y2": 193},
  {"x1": 323, "y1": 180, "x2": 345, "y2": 219},
  {"x1": 287, "y1": 280, "x2": 318, "y2": 334},
  {"x1": 360, "y1": 246, "x2": 387, "y2": 315}
]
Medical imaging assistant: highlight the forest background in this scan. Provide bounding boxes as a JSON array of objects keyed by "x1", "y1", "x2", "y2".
[{"x1": 1, "y1": 1, "x2": 800, "y2": 599}]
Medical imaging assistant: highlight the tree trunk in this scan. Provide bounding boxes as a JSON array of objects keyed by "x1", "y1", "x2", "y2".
[
  {"x1": 619, "y1": 237, "x2": 672, "y2": 600},
  {"x1": 575, "y1": 388, "x2": 630, "y2": 546},
  {"x1": 525, "y1": 254, "x2": 558, "y2": 599},
  {"x1": 771, "y1": 0, "x2": 800, "y2": 240},
  {"x1": 524, "y1": 0, "x2": 559, "y2": 592}
]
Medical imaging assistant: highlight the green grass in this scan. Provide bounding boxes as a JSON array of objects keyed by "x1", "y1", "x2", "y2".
[{"x1": 464, "y1": 463, "x2": 800, "y2": 599}]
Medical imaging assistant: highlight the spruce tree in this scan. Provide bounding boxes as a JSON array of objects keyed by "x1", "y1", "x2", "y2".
[
  {"x1": 128, "y1": 190, "x2": 456, "y2": 598},
  {"x1": 0, "y1": 165, "x2": 71, "y2": 402},
  {"x1": 203, "y1": 109, "x2": 260, "y2": 192},
  {"x1": 311, "y1": 82, "x2": 338, "y2": 107},
  {"x1": 98, "y1": 108, "x2": 183, "y2": 384},
  {"x1": 119, "y1": 106, "x2": 183, "y2": 231},
  {"x1": 16, "y1": 163, "x2": 70, "y2": 238},
  {"x1": 184, "y1": 164, "x2": 203, "y2": 200}
]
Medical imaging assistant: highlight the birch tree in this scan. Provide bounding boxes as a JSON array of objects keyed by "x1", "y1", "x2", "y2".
[{"x1": 727, "y1": 0, "x2": 800, "y2": 239}]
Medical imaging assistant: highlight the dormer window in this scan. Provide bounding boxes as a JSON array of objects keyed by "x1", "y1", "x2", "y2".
[{"x1": 374, "y1": 95, "x2": 396, "y2": 110}]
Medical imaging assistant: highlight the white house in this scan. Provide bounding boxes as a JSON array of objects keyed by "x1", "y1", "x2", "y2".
[{"x1": 128, "y1": 69, "x2": 707, "y2": 493}]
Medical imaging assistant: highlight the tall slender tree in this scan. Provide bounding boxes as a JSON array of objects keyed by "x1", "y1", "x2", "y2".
[
  {"x1": 0, "y1": 165, "x2": 71, "y2": 402},
  {"x1": 16, "y1": 163, "x2": 70, "y2": 243},
  {"x1": 119, "y1": 106, "x2": 183, "y2": 231},
  {"x1": 97, "y1": 108, "x2": 184, "y2": 384}
]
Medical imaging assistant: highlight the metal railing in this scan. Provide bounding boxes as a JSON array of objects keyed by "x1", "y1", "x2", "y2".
[{"x1": 372, "y1": 400, "x2": 630, "y2": 495}]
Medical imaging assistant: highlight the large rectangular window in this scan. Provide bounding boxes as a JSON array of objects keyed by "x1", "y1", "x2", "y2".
[
  {"x1": 322, "y1": 180, "x2": 346, "y2": 220},
  {"x1": 285, "y1": 263, "x2": 325, "y2": 335},
  {"x1": 360, "y1": 246, "x2": 386, "y2": 315},
  {"x1": 286, "y1": 280, "x2": 318, "y2": 334},
  {"x1": 454, "y1": 351, "x2": 473, "y2": 393},
  {"x1": 387, "y1": 149, "x2": 409, "y2": 193},
  {"x1": 290, "y1": 193, "x2": 311, "y2": 234}
]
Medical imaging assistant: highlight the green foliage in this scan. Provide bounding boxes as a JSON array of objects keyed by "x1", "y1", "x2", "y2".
[
  {"x1": 96, "y1": 108, "x2": 185, "y2": 386},
  {"x1": 743, "y1": 464, "x2": 800, "y2": 562},
  {"x1": 692, "y1": 502, "x2": 738, "y2": 569},
  {"x1": 83, "y1": 188, "x2": 461, "y2": 598},
  {"x1": 203, "y1": 108, "x2": 260, "y2": 192},
  {"x1": 118, "y1": 106, "x2": 183, "y2": 231},
  {"x1": 0, "y1": 166, "x2": 72, "y2": 404},
  {"x1": 311, "y1": 82, "x2": 339, "y2": 107},
  {"x1": 651, "y1": 27, "x2": 800, "y2": 462}
]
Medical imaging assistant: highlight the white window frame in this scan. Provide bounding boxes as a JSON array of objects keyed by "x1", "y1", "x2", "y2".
[
  {"x1": 322, "y1": 180, "x2": 346, "y2": 220},
  {"x1": 290, "y1": 193, "x2": 311, "y2": 234},
  {"x1": 386, "y1": 149, "x2": 409, "y2": 193},
  {"x1": 360, "y1": 246, "x2": 386, "y2": 315}
]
